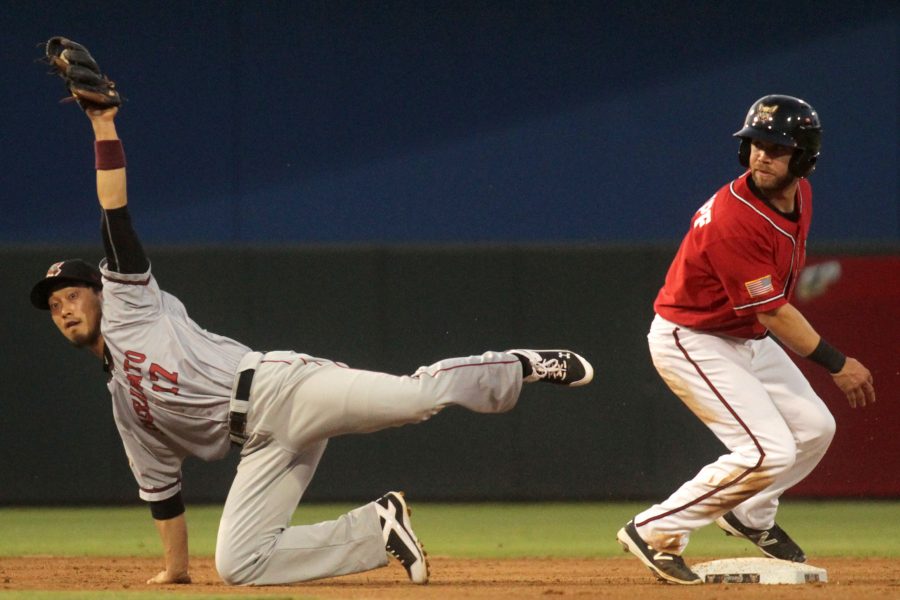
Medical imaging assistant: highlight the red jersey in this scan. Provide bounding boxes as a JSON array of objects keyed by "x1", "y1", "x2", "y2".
[{"x1": 654, "y1": 172, "x2": 812, "y2": 339}]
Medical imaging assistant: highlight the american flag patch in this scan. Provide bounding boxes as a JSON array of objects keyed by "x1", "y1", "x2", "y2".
[{"x1": 745, "y1": 275, "x2": 775, "y2": 297}]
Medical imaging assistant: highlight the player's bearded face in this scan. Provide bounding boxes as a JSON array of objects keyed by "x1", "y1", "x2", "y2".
[
  {"x1": 749, "y1": 140, "x2": 795, "y2": 194},
  {"x1": 48, "y1": 285, "x2": 103, "y2": 349}
]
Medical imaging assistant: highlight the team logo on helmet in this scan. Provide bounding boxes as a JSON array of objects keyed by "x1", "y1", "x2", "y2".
[
  {"x1": 46, "y1": 262, "x2": 64, "y2": 278},
  {"x1": 753, "y1": 104, "x2": 778, "y2": 125}
]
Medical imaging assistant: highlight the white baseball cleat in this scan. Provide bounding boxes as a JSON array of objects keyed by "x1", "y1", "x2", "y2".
[
  {"x1": 374, "y1": 491, "x2": 429, "y2": 584},
  {"x1": 507, "y1": 349, "x2": 594, "y2": 386}
]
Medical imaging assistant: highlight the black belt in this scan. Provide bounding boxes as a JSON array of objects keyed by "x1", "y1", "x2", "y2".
[{"x1": 229, "y1": 367, "x2": 255, "y2": 445}]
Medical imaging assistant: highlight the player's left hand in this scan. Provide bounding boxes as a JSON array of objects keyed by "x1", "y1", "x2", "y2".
[
  {"x1": 146, "y1": 569, "x2": 192, "y2": 585},
  {"x1": 831, "y1": 357, "x2": 875, "y2": 408},
  {"x1": 44, "y1": 36, "x2": 122, "y2": 112},
  {"x1": 86, "y1": 105, "x2": 118, "y2": 121}
]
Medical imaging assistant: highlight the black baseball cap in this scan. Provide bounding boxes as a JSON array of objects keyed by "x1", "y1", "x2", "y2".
[{"x1": 30, "y1": 259, "x2": 102, "y2": 310}]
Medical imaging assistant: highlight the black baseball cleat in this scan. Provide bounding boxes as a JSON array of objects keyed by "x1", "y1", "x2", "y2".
[
  {"x1": 616, "y1": 520, "x2": 702, "y2": 585},
  {"x1": 374, "y1": 491, "x2": 429, "y2": 584},
  {"x1": 507, "y1": 349, "x2": 594, "y2": 386},
  {"x1": 715, "y1": 511, "x2": 806, "y2": 562}
]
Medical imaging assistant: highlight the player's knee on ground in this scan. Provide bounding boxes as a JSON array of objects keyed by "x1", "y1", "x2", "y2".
[{"x1": 215, "y1": 548, "x2": 255, "y2": 586}]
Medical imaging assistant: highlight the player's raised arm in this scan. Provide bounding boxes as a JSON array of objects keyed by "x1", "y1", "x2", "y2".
[
  {"x1": 757, "y1": 302, "x2": 876, "y2": 408},
  {"x1": 45, "y1": 37, "x2": 147, "y2": 274},
  {"x1": 88, "y1": 107, "x2": 127, "y2": 210},
  {"x1": 85, "y1": 106, "x2": 149, "y2": 275}
]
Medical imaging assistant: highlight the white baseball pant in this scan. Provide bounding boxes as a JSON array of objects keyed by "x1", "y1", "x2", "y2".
[{"x1": 633, "y1": 315, "x2": 835, "y2": 555}]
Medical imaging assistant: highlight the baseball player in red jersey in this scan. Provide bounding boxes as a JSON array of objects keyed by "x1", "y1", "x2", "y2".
[
  {"x1": 616, "y1": 95, "x2": 876, "y2": 584},
  {"x1": 31, "y1": 41, "x2": 594, "y2": 587}
]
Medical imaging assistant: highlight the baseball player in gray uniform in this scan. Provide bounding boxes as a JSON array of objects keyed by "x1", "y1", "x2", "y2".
[{"x1": 32, "y1": 39, "x2": 594, "y2": 587}]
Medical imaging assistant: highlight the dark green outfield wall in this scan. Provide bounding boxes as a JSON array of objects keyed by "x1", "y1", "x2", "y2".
[{"x1": 0, "y1": 245, "x2": 840, "y2": 504}]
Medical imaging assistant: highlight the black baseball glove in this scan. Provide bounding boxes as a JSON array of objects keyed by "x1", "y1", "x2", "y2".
[{"x1": 45, "y1": 36, "x2": 121, "y2": 111}]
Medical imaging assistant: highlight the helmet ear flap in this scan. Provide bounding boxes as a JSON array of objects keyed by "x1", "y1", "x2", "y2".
[
  {"x1": 738, "y1": 138, "x2": 750, "y2": 168},
  {"x1": 789, "y1": 149, "x2": 818, "y2": 178}
]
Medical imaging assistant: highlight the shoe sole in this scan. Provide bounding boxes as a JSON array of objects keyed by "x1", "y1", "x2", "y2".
[
  {"x1": 616, "y1": 527, "x2": 702, "y2": 586},
  {"x1": 390, "y1": 492, "x2": 430, "y2": 584}
]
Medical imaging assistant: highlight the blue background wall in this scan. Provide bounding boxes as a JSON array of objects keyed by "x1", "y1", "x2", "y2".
[
  {"x1": 1, "y1": 2, "x2": 898, "y2": 505},
  {"x1": 2, "y1": 1, "x2": 897, "y2": 245}
]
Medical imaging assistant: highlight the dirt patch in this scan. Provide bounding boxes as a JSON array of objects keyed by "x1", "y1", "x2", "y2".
[{"x1": 0, "y1": 556, "x2": 897, "y2": 598}]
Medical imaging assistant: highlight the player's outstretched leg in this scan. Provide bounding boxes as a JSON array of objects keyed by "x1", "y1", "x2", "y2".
[
  {"x1": 616, "y1": 520, "x2": 701, "y2": 585},
  {"x1": 374, "y1": 491, "x2": 429, "y2": 584},
  {"x1": 507, "y1": 349, "x2": 593, "y2": 386},
  {"x1": 715, "y1": 511, "x2": 806, "y2": 562}
]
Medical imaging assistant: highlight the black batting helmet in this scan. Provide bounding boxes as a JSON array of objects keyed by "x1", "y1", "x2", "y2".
[{"x1": 734, "y1": 94, "x2": 822, "y2": 178}]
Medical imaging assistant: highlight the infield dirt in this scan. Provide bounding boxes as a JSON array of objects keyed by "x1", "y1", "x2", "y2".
[{"x1": 1, "y1": 556, "x2": 898, "y2": 599}]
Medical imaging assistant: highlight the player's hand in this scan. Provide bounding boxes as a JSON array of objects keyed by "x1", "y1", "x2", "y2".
[
  {"x1": 146, "y1": 569, "x2": 192, "y2": 585},
  {"x1": 86, "y1": 105, "x2": 118, "y2": 121},
  {"x1": 831, "y1": 357, "x2": 875, "y2": 408}
]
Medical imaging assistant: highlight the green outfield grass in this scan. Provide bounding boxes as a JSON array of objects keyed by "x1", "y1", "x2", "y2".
[{"x1": 2, "y1": 500, "x2": 899, "y2": 559}]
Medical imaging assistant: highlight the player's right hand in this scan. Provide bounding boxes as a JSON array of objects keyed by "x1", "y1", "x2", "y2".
[
  {"x1": 831, "y1": 357, "x2": 875, "y2": 408},
  {"x1": 146, "y1": 569, "x2": 192, "y2": 585}
]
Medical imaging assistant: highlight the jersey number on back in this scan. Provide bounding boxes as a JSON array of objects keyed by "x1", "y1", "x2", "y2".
[{"x1": 149, "y1": 363, "x2": 180, "y2": 395}]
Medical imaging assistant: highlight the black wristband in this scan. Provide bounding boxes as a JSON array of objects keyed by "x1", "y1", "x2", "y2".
[
  {"x1": 149, "y1": 491, "x2": 185, "y2": 520},
  {"x1": 807, "y1": 338, "x2": 846, "y2": 373}
]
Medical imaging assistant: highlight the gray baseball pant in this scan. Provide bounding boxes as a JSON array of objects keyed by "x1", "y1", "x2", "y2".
[{"x1": 215, "y1": 350, "x2": 523, "y2": 585}]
